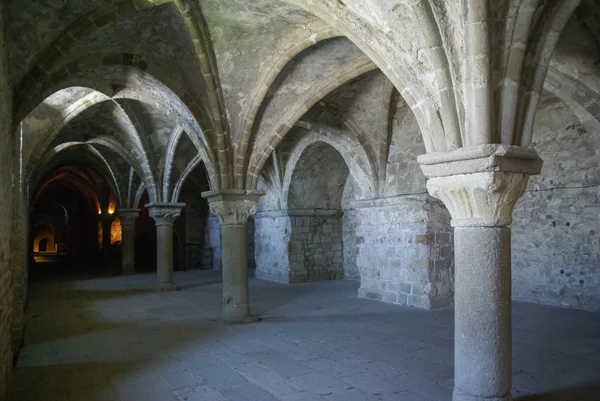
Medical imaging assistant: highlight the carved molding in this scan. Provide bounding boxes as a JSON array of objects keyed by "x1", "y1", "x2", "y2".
[
  {"x1": 418, "y1": 144, "x2": 543, "y2": 178},
  {"x1": 117, "y1": 209, "x2": 140, "y2": 226},
  {"x1": 426, "y1": 172, "x2": 529, "y2": 227},
  {"x1": 202, "y1": 189, "x2": 264, "y2": 226},
  {"x1": 418, "y1": 144, "x2": 542, "y2": 227},
  {"x1": 146, "y1": 203, "x2": 184, "y2": 227},
  {"x1": 209, "y1": 200, "x2": 259, "y2": 226}
]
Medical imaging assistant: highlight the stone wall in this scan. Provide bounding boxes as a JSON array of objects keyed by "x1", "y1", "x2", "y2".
[
  {"x1": 254, "y1": 210, "x2": 346, "y2": 283},
  {"x1": 513, "y1": 188, "x2": 599, "y2": 310},
  {"x1": 342, "y1": 209, "x2": 360, "y2": 280},
  {"x1": 0, "y1": 0, "x2": 14, "y2": 395},
  {"x1": 512, "y1": 92, "x2": 600, "y2": 311},
  {"x1": 247, "y1": 219, "x2": 256, "y2": 270},
  {"x1": 350, "y1": 195, "x2": 454, "y2": 309},
  {"x1": 254, "y1": 194, "x2": 454, "y2": 309},
  {"x1": 288, "y1": 211, "x2": 344, "y2": 283},
  {"x1": 9, "y1": 186, "x2": 27, "y2": 354},
  {"x1": 255, "y1": 211, "x2": 291, "y2": 283},
  {"x1": 205, "y1": 216, "x2": 222, "y2": 270}
]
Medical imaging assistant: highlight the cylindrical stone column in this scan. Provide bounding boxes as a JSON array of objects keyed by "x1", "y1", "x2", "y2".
[
  {"x1": 146, "y1": 203, "x2": 184, "y2": 291},
  {"x1": 420, "y1": 146, "x2": 543, "y2": 401},
  {"x1": 117, "y1": 209, "x2": 139, "y2": 275},
  {"x1": 202, "y1": 190, "x2": 264, "y2": 323},
  {"x1": 221, "y1": 223, "x2": 251, "y2": 321},
  {"x1": 453, "y1": 227, "x2": 512, "y2": 401},
  {"x1": 156, "y1": 221, "x2": 175, "y2": 285}
]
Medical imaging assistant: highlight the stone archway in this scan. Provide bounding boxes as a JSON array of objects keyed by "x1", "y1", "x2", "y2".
[
  {"x1": 33, "y1": 225, "x2": 55, "y2": 254},
  {"x1": 285, "y1": 141, "x2": 350, "y2": 282}
]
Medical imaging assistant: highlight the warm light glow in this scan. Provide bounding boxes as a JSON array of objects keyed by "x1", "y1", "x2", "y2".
[
  {"x1": 107, "y1": 196, "x2": 117, "y2": 216},
  {"x1": 33, "y1": 232, "x2": 56, "y2": 254},
  {"x1": 111, "y1": 218, "x2": 122, "y2": 245}
]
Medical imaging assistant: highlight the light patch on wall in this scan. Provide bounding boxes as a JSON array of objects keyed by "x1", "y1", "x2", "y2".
[
  {"x1": 108, "y1": 196, "x2": 117, "y2": 215},
  {"x1": 111, "y1": 218, "x2": 122, "y2": 245}
]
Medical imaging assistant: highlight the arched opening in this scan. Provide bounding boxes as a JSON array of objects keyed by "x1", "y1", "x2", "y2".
[
  {"x1": 135, "y1": 190, "x2": 157, "y2": 273},
  {"x1": 285, "y1": 141, "x2": 350, "y2": 282},
  {"x1": 38, "y1": 238, "x2": 49, "y2": 253},
  {"x1": 33, "y1": 225, "x2": 55, "y2": 254},
  {"x1": 31, "y1": 203, "x2": 68, "y2": 260},
  {"x1": 29, "y1": 163, "x2": 114, "y2": 277},
  {"x1": 173, "y1": 161, "x2": 213, "y2": 270}
]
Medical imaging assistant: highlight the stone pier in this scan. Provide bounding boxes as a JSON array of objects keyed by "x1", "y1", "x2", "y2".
[
  {"x1": 117, "y1": 209, "x2": 139, "y2": 275},
  {"x1": 420, "y1": 145, "x2": 543, "y2": 401},
  {"x1": 146, "y1": 203, "x2": 185, "y2": 291},
  {"x1": 203, "y1": 190, "x2": 263, "y2": 323}
]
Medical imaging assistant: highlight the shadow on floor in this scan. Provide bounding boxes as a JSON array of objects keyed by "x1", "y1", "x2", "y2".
[
  {"x1": 177, "y1": 278, "x2": 223, "y2": 290},
  {"x1": 517, "y1": 381, "x2": 600, "y2": 400}
]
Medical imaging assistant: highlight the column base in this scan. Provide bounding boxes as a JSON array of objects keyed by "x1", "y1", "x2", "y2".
[
  {"x1": 223, "y1": 304, "x2": 258, "y2": 324},
  {"x1": 154, "y1": 282, "x2": 180, "y2": 292},
  {"x1": 453, "y1": 387, "x2": 512, "y2": 401},
  {"x1": 222, "y1": 315, "x2": 261, "y2": 325},
  {"x1": 121, "y1": 265, "x2": 136, "y2": 275}
]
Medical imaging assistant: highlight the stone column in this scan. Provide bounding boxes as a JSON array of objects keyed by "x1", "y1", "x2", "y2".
[
  {"x1": 117, "y1": 209, "x2": 139, "y2": 275},
  {"x1": 202, "y1": 190, "x2": 264, "y2": 323},
  {"x1": 146, "y1": 202, "x2": 184, "y2": 291},
  {"x1": 100, "y1": 214, "x2": 114, "y2": 259},
  {"x1": 418, "y1": 145, "x2": 543, "y2": 401}
]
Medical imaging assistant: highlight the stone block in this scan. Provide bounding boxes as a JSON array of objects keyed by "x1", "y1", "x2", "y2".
[
  {"x1": 411, "y1": 283, "x2": 425, "y2": 297},
  {"x1": 408, "y1": 295, "x2": 422, "y2": 307},
  {"x1": 399, "y1": 282, "x2": 412, "y2": 295},
  {"x1": 383, "y1": 291, "x2": 398, "y2": 304},
  {"x1": 388, "y1": 258, "x2": 402, "y2": 268},
  {"x1": 430, "y1": 294, "x2": 453, "y2": 308},
  {"x1": 435, "y1": 232, "x2": 450, "y2": 244},
  {"x1": 397, "y1": 293, "x2": 409, "y2": 305},
  {"x1": 358, "y1": 288, "x2": 382, "y2": 301},
  {"x1": 415, "y1": 233, "x2": 434, "y2": 245},
  {"x1": 440, "y1": 246, "x2": 452, "y2": 258}
]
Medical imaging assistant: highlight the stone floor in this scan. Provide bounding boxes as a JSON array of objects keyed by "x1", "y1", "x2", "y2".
[{"x1": 8, "y1": 269, "x2": 600, "y2": 401}]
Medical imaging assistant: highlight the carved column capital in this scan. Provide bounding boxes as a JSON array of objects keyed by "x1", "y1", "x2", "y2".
[
  {"x1": 418, "y1": 145, "x2": 543, "y2": 227},
  {"x1": 202, "y1": 189, "x2": 265, "y2": 226},
  {"x1": 426, "y1": 172, "x2": 529, "y2": 227},
  {"x1": 209, "y1": 200, "x2": 259, "y2": 226},
  {"x1": 117, "y1": 209, "x2": 140, "y2": 227},
  {"x1": 145, "y1": 202, "x2": 185, "y2": 227}
]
